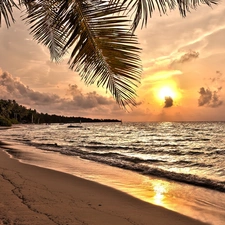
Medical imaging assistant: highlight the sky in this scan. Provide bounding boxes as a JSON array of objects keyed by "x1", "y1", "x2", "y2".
[{"x1": 0, "y1": 2, "x2": 225, "y2": 122}]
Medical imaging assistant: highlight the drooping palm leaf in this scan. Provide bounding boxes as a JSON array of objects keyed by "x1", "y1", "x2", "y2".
[
  {"x1": 113, "y1": 0, "x2": 219, "y2": 31},
  {"x1": 0, "y1": 0, "x2": 18, "y2": 27},
  {"x1": 3, "y1": 0, "x2": 141, "y2": 107},
  {"x1": 0, "y1": 0, "x2": 219, "y2": 107},
  {"x1": 55, "y1": 0, "x2": 142, "y2": 107},
  {"x1": 22, "y1": 0, "x2": 68, "y2": 61}
]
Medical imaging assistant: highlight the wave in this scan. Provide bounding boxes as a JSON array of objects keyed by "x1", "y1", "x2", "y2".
[
  {"x1": 208, "y1": 150, "x2": 225, "y2": 155},
  {"x1": 14, "y1": 137, "x2": 225, "y2": 193},
  {"x1": 84, "y1": 155, "x2": 225, "y2": 192},
  {"x1": 73, "y1": 152, "x2": 225, "y2": 192},
  {"x1": 143, "y1": 168, "x2": 225, "y2": 192}
]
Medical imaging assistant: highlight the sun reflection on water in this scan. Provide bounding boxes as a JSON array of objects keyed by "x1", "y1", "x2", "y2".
[
  {"x1": 138, "y1": 178, "x2": 171, "y2": 208},
  {"x1": 153, "y1": 183, "x2": 166, "y2": 205}
]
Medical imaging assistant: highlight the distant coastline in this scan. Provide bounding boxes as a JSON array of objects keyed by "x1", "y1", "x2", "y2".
[{"x1": 0, "y1": 99, "x2": 121, "y2": 126}]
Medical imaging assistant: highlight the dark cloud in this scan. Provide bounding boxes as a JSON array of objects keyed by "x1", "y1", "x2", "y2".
[
  {"x1": 198, "y1": 71, "x2": 224, "y2": 108},
  {"x1": 164, "y1": 96, "x2": 173, "y2": 108},
  {"x1": 210, "y1": 71, "x2": 223, "y2": 83},
  {"x1": 216, "y1": 71, "x2": 222, "y2": 75},
  {"x1": 0, "y1": 71, "x2": 61, "y2": 105},
  {"x1": 0, "y1": 69, "x2": 116, "y2": 114},
  {"x1": 178, "y1": 51, "x2": 199, "y2": 63},
  {"x1": 198, "y1": 87, "x2": 223, "y2": 108},
  {"x1": 170, "y1": 50, "x2": 199, "y2": 67},
  {"x1": 67, "y1": 84, "x2": 114, "y2": 108}
]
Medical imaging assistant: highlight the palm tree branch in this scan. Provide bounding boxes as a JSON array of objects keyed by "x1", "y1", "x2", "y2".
[
  {"x1": 112, "y1": 0, "x2": 219, "y2": 31},
  {"x1": 58, "y1": 0, "x2": 142, "y2": 107},
  {"x1": 0, "y1": 0, "x2": 19, "y2": 27},
  {"x1": 22, "y1": 0, "x2": 68, "y2": 61}
]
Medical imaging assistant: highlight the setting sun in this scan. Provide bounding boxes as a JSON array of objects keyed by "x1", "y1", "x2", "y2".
[{"x1": 158, "y1": 86, "x2": 176, "y2": 100}]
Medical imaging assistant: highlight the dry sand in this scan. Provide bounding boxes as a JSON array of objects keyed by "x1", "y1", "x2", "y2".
[{"x1": 0, "y1": 145, "x2": 209, "y2": 225}]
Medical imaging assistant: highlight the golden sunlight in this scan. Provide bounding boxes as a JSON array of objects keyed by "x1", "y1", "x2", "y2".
[
  {"x1": 152, "y1": 181, "x2": 168, "y2": 206},
  {"x1": 158, "y1": 86, "x2": 176, "y2": 100}
]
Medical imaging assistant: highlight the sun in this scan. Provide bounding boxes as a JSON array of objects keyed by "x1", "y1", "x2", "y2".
[
  {"x1": 158, "y1": 86, "x2": 176, "y2": 100},
  {"x1": 152, "y1": 81, "x2": 182, "y2": 104}
]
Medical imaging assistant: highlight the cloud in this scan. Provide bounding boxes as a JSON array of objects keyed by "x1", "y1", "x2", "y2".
[
  {"x1": 198, "y1": 87, "x2": 223, "y2": 108},
  {"x1": 170, "y1": 50, "x2": 199, "y2": 68},
  {"x1": 177, "y1": 51, "x2": 199, "y2": 63},
  {"x1": 0, "y1": 69, "x2": 117, "y2": 115},
  {"x1": 0, "y1": 71, "x2": 61, "y2": 105},
  {"x1": 67, "y1": 84, "x2": 114, "y2": 108},
  {"x1": 142, "y1": 50, "x2": 199, "y2": 85},
  {"x1": 198, "y1": 71, "x2": 224, "y2": 108},
  {"x1": 209, "y1": 70, "x2": 223, "y2": 83},
  {"x1": 142, "y1": 70, "x2": 182, "y2": 84},
  {"x1": 164, "y1": 96, "x2": 173, "y2": 108}
]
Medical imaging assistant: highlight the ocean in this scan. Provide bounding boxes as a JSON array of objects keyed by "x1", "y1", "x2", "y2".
[{"x1": 1, "y1": 122, "x2": 225, "y2": 224}]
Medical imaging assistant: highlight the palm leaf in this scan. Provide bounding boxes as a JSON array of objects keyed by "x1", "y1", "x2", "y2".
[
  {"x1": 1, "y1": 0, "x2": 217, "y2": 107},
  {"x1": 0, "y1": 0, "x2": 19, "y2": 27},
  {"x1": 113, "y1": 0, "x2": 219, "y2": 31},
  {"x1": 22, "y1": 0, "x2": 68, "y2": 61},
  {"x1": 56, "y1": 0, "x2": 142, "y2": 107}
]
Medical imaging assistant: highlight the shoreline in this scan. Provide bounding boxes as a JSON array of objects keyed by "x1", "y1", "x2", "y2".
[{"x1": 0, "y1": 144, "x2": 209, "y2": 225}]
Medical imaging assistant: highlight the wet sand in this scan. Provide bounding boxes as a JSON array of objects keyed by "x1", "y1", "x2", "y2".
[{"x1": 0, "y1": 144, "x2": 209, "y2": 225}]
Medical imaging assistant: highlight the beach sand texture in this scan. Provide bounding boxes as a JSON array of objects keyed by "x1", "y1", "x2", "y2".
[{"x1": 0, "y1": 147, "x2": 209, "y2": 225}]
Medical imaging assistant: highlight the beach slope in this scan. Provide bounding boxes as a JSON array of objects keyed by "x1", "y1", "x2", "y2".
[{"x1": 0, "y1": 148, "x2": 208, "y2": 225}]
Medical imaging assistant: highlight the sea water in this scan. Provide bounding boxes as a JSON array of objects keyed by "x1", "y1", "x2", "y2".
[{"x1": 1, "y1": 122, "x2": 225, "y2": 224}]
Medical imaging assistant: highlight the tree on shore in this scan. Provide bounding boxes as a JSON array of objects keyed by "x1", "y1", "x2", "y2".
[
  {"x1": 0, "y1": 99, "x2": 121, "y2": 125},
  {"x1": 0, "y1": 115, "x2": 12, "y2": 126},
  {"x1": 0, "y1": 0, "x2": 218, "y2": 107}
]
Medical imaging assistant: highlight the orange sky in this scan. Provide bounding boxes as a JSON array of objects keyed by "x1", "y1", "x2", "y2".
[{"x1": 0, "y1": 3, "x2": 225, "y2": 122}]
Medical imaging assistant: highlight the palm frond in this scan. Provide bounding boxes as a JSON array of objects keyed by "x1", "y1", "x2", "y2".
[
  {"x1": 57, "y1": 0, "x2": 142, "y2": 107},
  {"x1": 1, "y1": 0, "x2": 219, "y2": 107},
  {"x1": 18, "y1": 0, "x2": 36, "y2": 10},
  {"x1": 22, "y1": 0, "x2": 68, "y2": 61},
  {"x1": 114, "y1": 0, "x2": 219, "y2": 31},
  {"x1": 0, "y1": 0, "x2": 19, "y2": 27}
]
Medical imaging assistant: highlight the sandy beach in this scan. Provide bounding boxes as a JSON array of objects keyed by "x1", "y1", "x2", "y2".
[{"x1": 0, "y1": 143, "x2": 210, "y2": 225}]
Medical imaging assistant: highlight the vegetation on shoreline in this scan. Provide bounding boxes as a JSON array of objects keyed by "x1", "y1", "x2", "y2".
[
  {"x1": 0, "y1": 115, "x2": 12, "y2": 126},
  {"x1": 0, "y1": 99, "x2": 121, "y2": 126}
]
